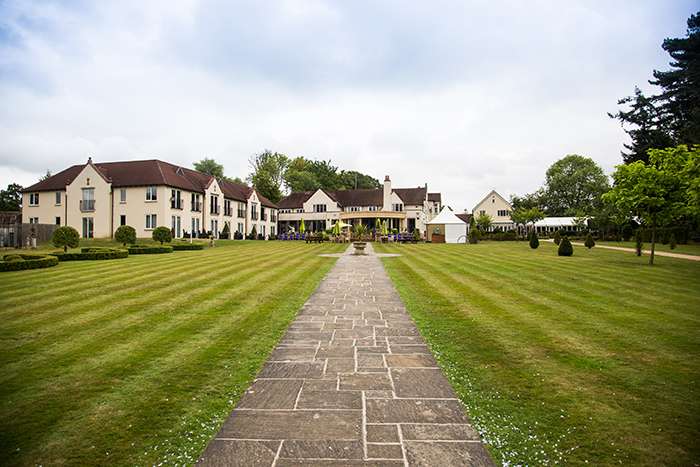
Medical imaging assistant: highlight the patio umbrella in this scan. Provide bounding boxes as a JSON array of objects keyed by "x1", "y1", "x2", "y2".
[
  {"x1": 381, "y1": 220, "x2": 388, "y2": 236},
  {"x1": 300, "y1": 219, "x2": 306, "y2": 234},
  {"x1": 332, "y1": 221, "x2": 341, "y2": 236},
  {"x1": 376, "y1": 218, "x2": 381, "y2": 232}
]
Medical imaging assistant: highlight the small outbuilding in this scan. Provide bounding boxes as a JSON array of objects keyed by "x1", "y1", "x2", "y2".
[{"x1": 426, "y1": 209, "x2": 469, "y2": 243}]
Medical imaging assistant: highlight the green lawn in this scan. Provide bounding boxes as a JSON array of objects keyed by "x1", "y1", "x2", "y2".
[
  {"x1": 0, "y1": 240, "x2": 346, "y2": 466},
  {"x1": 374, "y1": 241, "x2": 700, "y2": 467}
]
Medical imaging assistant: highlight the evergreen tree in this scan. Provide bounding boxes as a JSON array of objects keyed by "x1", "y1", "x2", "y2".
[
  {"x1": 669, "y1": 233, "x2": 678, "y2": 249},
  {"x1": 584, "y1": 232, "x2": 596, "y2": 249},
  {"x1": 558, "y1": 236, "x2": 574, "y2": 256},
  {"x1": 529, "y1": 231, "x2": 539, "y2": 249},
  {"x1": 635, "y1": 229, "x2": 644, "y2": 257},
  {"x1": 553, "y1": 230, "x2": 561, "y2": 245}
]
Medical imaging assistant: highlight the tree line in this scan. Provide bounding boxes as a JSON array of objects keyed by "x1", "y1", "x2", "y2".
[{"x1": 194, "y1": 151, "x2": 380, "y2": 204}]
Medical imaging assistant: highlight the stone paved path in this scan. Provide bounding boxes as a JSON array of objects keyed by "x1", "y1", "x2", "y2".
[{"x1": 196, "y1": 243, "x2": 495, "y2": 466}]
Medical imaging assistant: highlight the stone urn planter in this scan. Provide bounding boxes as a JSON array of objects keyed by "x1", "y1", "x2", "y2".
[{"x1": 353, "y1": 241, "x2": 367, "y2": 255}]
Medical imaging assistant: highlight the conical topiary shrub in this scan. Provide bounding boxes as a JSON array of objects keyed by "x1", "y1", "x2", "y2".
[
  {"x1": 584, "y1": 232, "x2": 595, "y2": 249},
  {"x1": 529, "y1": 231, "x2": 539, "y2": 249},
  {"x1": 669, "y1": 233, "x2": 677, "y2": 250},
  {"x1": 558, "y1": 235, "x2": 573, "y2": 256},
  {"x1": 553, "y1": 229, "x2": 561, "y2": 245}
]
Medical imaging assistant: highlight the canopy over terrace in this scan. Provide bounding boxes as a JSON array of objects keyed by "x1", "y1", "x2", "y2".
[{"x1": 532, "y1": 217, "x2": 587, "y2": 234}]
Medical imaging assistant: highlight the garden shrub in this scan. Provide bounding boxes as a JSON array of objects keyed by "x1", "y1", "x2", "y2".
[
  {"x1": 639, "y1": 227, "x2": 688, "y2": 244},
  {"x1": 127, "y1": 245, "x2": 173, "y2": 254},
  {"x1": 504, "y1": 230, "x2": 517, "y2": 241},
  {"x1": 584, "y1": 233, "x2": 596, "y2": 249},
  {"x1": 115, "y1": 225, "x2": 136, "y2": 246},
  {"x1": 1, "y1": 253, "x2": 59, "y2": 272},
  {"x1": 54, "y1": 248, "x2": 128, "y2": 261},
  {"x1": 52, "y1": 226, "x2": 80, "y2": 252},
  {"x1": 553, "y1": 230, "x2": 562, "y2": 245},
  {"x1": 152, "y1": 226, "x2": 173, "y2": 245},
  {"x1": 621, "y1": 224, "x2": 633, "y2": 241},
  {"x1": 558, "y1": 236, "x2": 574, "y2": 256},
  {"x1": 669, "y1": 233, "x2": 677, "y2": 250},
  {"x1": 171, "y1": 243, "x2": 204, "y2": 251},
  {"x1": 529, "y1": 231, "x2": 539, "y2": 249}
]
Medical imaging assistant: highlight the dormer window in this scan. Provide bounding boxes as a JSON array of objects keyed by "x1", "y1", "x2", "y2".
[{"x1": 176, "y1": 167, "x2": 184, "y2": 176}]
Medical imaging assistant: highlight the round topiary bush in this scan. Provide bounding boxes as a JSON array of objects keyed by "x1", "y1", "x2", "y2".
[
  {"x1": 584, "y1": 232, "x2": 596, "y2": 249},
  {"x1": 52, "y1": 226, "x2": 80, "y2": 252},
  {"x1": 115, "y1": 225, "x2": 136, "y2": 246},
  {"x1": 529, "y1": 231, "x2": 539, "y2": 249},
  {"x1": 152, "y1": 226, "x2": 173, "y2": 245},
  {"x1": 558, "y1": 235, "x2": 574, "y2": 256}
]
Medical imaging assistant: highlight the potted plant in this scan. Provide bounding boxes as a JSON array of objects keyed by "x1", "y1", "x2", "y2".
[
  {"x1": 353, "y1": 224, "x2": 367, "y2": 255},
  {"x1": 432, "y1": 227, "x2": 445, "y2": 243}
]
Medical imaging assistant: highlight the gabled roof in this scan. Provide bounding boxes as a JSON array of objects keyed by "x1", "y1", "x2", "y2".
[
  {"x1": 428, "y1": 193, "x2": 442, "y2": 203},
  {"x1": 22, "y1": 159, "x2": 279, "y2": 207},
  {"x1": 277, "y1": 185, "x2": 431, "y2": 209},
  {"x1": 472, "y1": 190, "x2": 512, "y2": 212},
  {"x1": 276, "y1": 191, "x2": 314, "y2": 209},
  {"x1": 331, "y1": 189, "x2": 382, "y2": 207}
]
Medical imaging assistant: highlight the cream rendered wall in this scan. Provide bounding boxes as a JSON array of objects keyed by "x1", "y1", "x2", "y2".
[
  {"x1": 204, "y1": 180, "x2": 224, "y2": 237},
  {"x1": 21, "y1": 190, "x2": 65, "y2": 226},
  {"x1": 65, "y1": 164, "x2": 113, "y2": 238},
  {"x1": 473, "y1": 191, "x2": 514, "y2": 230},
  {"x1": 112, "y1": 185, "x2": 169, "y2": 238},
  {"x1": 301, "y1": 190, "x2": 338, "y2": 226}
]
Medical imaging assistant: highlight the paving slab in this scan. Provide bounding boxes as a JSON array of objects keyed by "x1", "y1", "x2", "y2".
[{"x1": 197, "y1": 243, "x2": 495, "y2": 466}]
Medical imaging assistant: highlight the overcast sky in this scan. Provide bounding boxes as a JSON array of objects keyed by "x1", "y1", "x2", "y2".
[{"x1": 1, "y1": 1, "x2": 697, "y2": 211}]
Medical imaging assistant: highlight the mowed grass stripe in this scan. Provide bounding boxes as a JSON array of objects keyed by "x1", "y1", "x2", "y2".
[
  {"x1": 375, "y1": 241, "x2": 700, "y2": 467},
  {"x1": 0, "y1": 241, "x2": 344, "y2": 466}
]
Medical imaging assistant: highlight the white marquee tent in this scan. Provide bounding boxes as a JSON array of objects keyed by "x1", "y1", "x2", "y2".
[{"x1": 427, "y1": 209, "x2": 469, "y2": 243}]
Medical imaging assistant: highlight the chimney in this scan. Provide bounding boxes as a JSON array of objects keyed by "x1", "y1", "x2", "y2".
[{"x1": 383, "y1": 176, "x2": 391, "y2": 211}]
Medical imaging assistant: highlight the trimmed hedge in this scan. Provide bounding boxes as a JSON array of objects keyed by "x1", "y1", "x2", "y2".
[
  {"x1": 171, "y1": 243, "x2": 205, "y2": 251},
  {"x1": 53, "y1": 248, "x2": 129, "y2": 261},
  {"x1": 127, "y1": 245, "x2": 173, "y2": 254},
  {"x1": 1, "y1": 253, "x2": 59, "y2": 272}
]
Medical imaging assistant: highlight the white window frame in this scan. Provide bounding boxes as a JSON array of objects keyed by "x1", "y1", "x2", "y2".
[
  {"x1": 146, "y1": 187, "x2": 157, "y2": 202},
  {"x1": 145, "y1": 214, "x2": 157, "y2": 230},
  {"x1": 29, "y1": 193, "x2": 39, "y2": 206},
  {"x1": 55, "y1": 192, "x2": 61, "y2": 205},
  {"x1": 120, "y1": 189, "x2": 127, "y2": 203}
]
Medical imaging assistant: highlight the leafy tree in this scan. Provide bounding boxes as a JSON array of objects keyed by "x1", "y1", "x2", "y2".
[
  {"x1": 193, "y1": 158, "x2": 227, "y2": 179},
  {"x1": 474, "y1": 213, "x2": 493, "y2": 231},
  {"x1": 603, "y1": 146, "x2": 691, "y2": 265},
  {"x1": 585, "y1": 233, "x2": 596, "y2": 249},
  {"x1": 39, "y1": 169, "x2": 52, "y2": 181},
  {"x1": 247, "y1": 150, "x2": 289, "y2": 203},
  {"x1": 152, "y1": 226, "x2": 173, "y2": 245},
  {"x1": 0, "y1": 183, "x2": 23, "y2": 211},
  {"x1": 610, "y1": 13, "x2": 700, "y2": 162},
  {"x1": 529, "y1": 231, "x2": 539, "y2": 249},
  {"x1": 539, "y1": 155, "x2": 610, "y2": 216},
  {"x1": 114, "y1": 225, "x2": 136, "y2": 246},
  {"x1": 52, "y1": 226, "x2": 79, "y2": 252},
  {"x1": 510, "y1": 193, "x2": 542, "y2": 211},
  {"x1": 285, "y1": 170, "x2": 320, "y2": 192},
  {"x1": 558, "y1": 236, "x2": 574, "y2": 256},
  {"x1": 338, "y1": 170, "x2": 381, "y2": 190},
  {"x1": 509, "y1": 208, "x2": 529, "y2": 241},
  {"x1": 306, "y1": 159, "x2": 342, "y2": 190},
  {"x1": 522, "y1": 206, "x2": 546, "y2": 235}
]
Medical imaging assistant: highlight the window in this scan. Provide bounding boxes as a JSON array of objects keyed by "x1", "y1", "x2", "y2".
[
  {"x1": 191, "y1": 217, "x2": 200, "y2": 235},
  {"x1": 368, "y1": 206, "x2": 378, "y2": 211},
  {"x1": 82, "y1": 217, "x2": 94, "y2": 238},
  {"x1": 261, "y1": 207, "x2": 266, "y2": 221},
  {"x1": 29, "y1": 217, "x2": 38, "y2": 224},
  {"x1": 262, "y1": 225, "x2": 265, "y2": 237},
  {"x1": 347, "y1": 206, "x2": 360, "y2": 212},
  {"x1": 55, "y1": 192, "x2": 61, "y2": 205},
  {"x1": 211, "y1": 219, "x2": 218, "y2": 235},
  {"x1": 55, "y1": 217, "x2": 61, "y2": 225},
  {"x1": 313, "y1": 204, "x2": 327, "y2": 213},
  {"x1": 237, "y1": 202, "x2": 246, "y2": 218},
  {"x1": 210, "y1": 195, "x2": 219, "y2": 214},
  {"x1": 479, "y1": 210, "x2": 485, "y2": 215},
  {"x1": 224, "y1": 199, "x2": 232, "y2": 216},
  {"x1": 171, "y1": 190, "x2": 182, "y2": 209},
  {"x1": 120, "y1": 215, "x2": 126, "y2": 226},
  {"x1": 145, "y1": 214, "x2": 157, "y2": 230},
  {"x1": 391, "y1": 203, "x2": 404, "y2": 212},
  {"x1": 172, "y1": 216, "x2": 181, "y2": 238},
  {"x1": 81, "y1": 188, "x2": 94, "y2": 212},
  {"x1": 251, "y1": 203, "x2": 258, "y2": 220},
  {"x1": 271, "y1": 226, "x2": 276, "y2": 236},
  {"x1": 29, "y1": 193, "x2": 39, "y2": 206},
  {"x1": 497, "y1": 210, "x2": 510, "y2": 217},
  {"x1": 237, "y1": 222, "x2": 244, "y2": 234},
  {"x1": 146, "y1": 187, "x2": 157, "y2": 201},
  {"x1": 271, "y1": 211, "x2": 277, "y2": 222},
  {"x1": 120, "y1": 189, "x2": 126, "y2": 202},
  {"x1": 191, "y1": 193, "x2": 201, "y2": 212}
]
